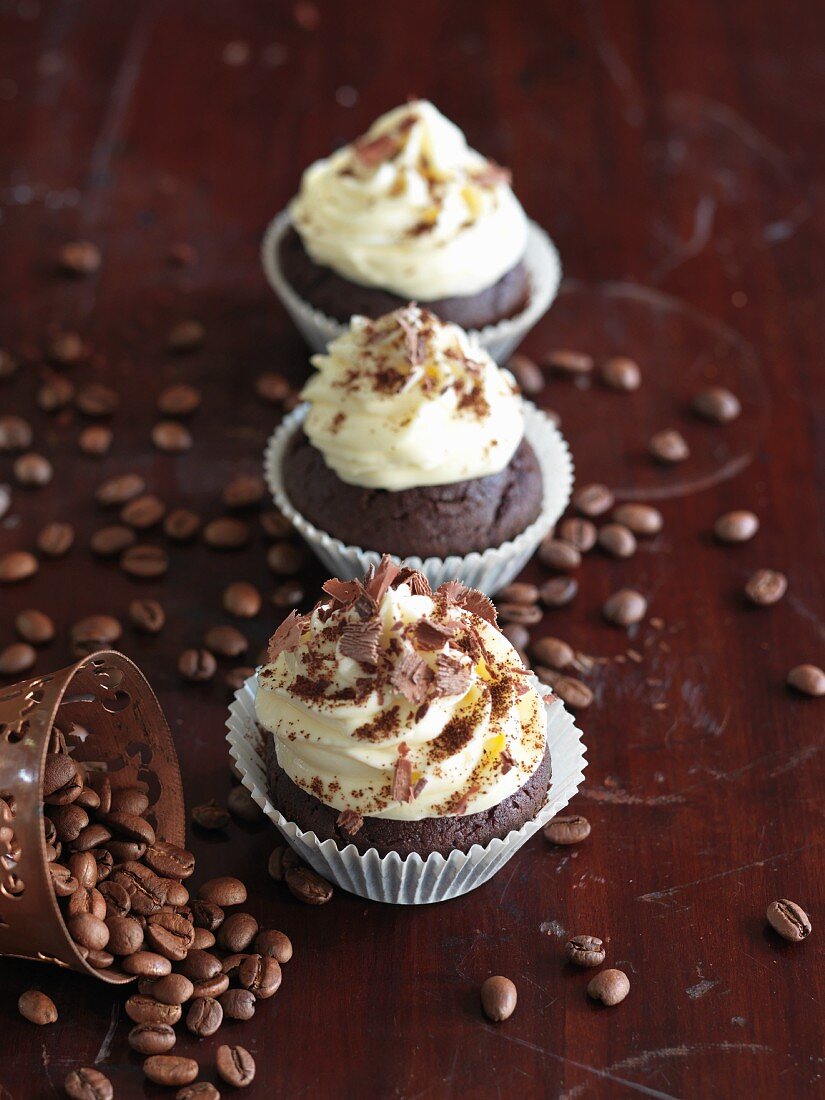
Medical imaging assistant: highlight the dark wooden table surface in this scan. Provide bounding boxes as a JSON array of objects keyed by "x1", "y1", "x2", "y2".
[{"x1": 1, "y1": 2, "x2": 823, "y2": 1097}]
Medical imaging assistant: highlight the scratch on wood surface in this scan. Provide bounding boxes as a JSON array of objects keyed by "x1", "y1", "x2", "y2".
[
  {"x1": 95, "y1": 1001, "x2": 120, "y2": 1064},
  {"x1": 637, "y1": 844, "x2": 813, "y2": 905},
  {"x1": 650, "y1": 195, "x2": 717, "y2": 281},
  {"x1": 666, "y1": 93, "x2": 791, "y2": 174},
  {"x1": 769, "y1": 742, "x2": 824, "y2": 778},
  {"x1": 585, "y1": 0, "x2": 644, "y2": 127}
]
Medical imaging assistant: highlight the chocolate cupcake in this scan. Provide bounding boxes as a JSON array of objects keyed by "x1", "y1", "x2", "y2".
[
  {"x1": 262, "y1": 101, "x2": 561, "y2": 360},
  {"x1": 266, "y1": 304, "x2": 573, "y2": 594},
  {"x1": 254, "y1": 559, "x2": 552, "y2": 859}
]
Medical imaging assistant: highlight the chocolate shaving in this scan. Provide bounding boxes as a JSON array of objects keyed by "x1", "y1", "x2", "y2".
[
  {"x1": 413, "y1": 618, "x2": 457, "y2": 651},
  {"x1": 449, "y1": 784, "x2": 480, "y2": 815},
  {"x1": 391, "y1": 755, "x2": 413, "y2": 803},
  {"x1": 412, "y1": 776, "x2": 428, "y2": 800},
  {"x1": 353, "y1": 132, "x2": 399, "y2": 167},
  {"x1": 398, "y1": 740, "x2": 410, "y2": 757},
  {"x1": 337, "y1": 809, "x2": 364, "y2": 836},
  {"x1": 395, "y1": 567, "x2": 432, "y2": 596},
  {"x1": 438, "y1": 581, "x2": 498, "y2": 626},
  {"x1": 322, "y1": 577, "x2": 362, "y2": 607},
  {"x1": 500, "y1": 748, "x2": 516, "y2": 774},
  {"x1": 266, "y1": 610, "x2": 305, "y2": 661},
  {"x1": 339, "y1": 618, "x2": 381, "y2": 667},
  {"x1": 365, "y1": 554, "x2": 401, "y2": 605},
  {"x1": 434, "y1": 653, "x2": 472, "y2": 697},
  {"x1": 471, "y1": 158, "x2": 513, "y2": 187},
  {"x1": 390, "y1": 646, "x2": 434, "y2": 705},
  {"x1": 396, "y1": 307, "x2": 426, "y2": 367}
]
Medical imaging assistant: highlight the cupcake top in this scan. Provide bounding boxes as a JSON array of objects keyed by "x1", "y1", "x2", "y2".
[
  {"x1": 255, "y1": 559, "x2": 547, "y2": 824},
  {"x1": 290, "y1": 100, "x2": 529, "y2": 301},
  {"x1": 300, "y1": 304, "x2": 526, "y2": 491}
]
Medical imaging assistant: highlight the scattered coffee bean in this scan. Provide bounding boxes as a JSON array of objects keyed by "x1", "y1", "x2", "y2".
[
  {"x1": 167, "y1": 320, "x2": 205, "y2": 353},
  {"x1": 164, "y1": 508, "x2": 202, "y2": 541},
  {"x1": 121, "y1": 544, "x2": 169, "y2": 578},
  {"x1": 129, "y1": 1022, "x2": 177, "y2": 1055},
  {"x1": 158, "y1": 383, "x2": 202, "y2": 417},
  {"x1": 226, "y1": 666, "x2": 255, "y2": 692},
  {"x1": 267, "y1": 845, "x2": 298, "y2": 882},
  {"x1": 121, "y1": 493, "x2": 166, "y2": 529},
  {"x1": 587, "y1": 969, "x2": 630, "y2": 1005},
  {"x1": 271, "y1": 580, "x2": 305, "y2": 607},
  {"x1": 227, "y1": 784, "x2": 261, "y2": 823},
  {"x1": 0, "y1": 642, "x2": 37, "y2": 675},
  {"x1": 501, "y1": 623, "x2": 529, "y2": 652},
  {"x1": 216, "y1": 1045, "x2": 256, "y2": 1088},
  {"x1": 0, "y1": 415, "x2": 33, "y2": 452},
  {"x1": 285, "y1": 865, "x2": 333, "y2": 905},
  {"x1": 43, "y1": 753, "x2": 81, "y2": 803},
  {"x1": 14, "y1": 452, "x2": 52, "y2": 487},
  {"x1": 598, "y1": 522, "x2": 637, "y2": 559},
  {"x1": 497, "y1": 582, "x2": 539, "y2": 606},
  {"x1": 558, "y1": 517, "x2": 597, "y2": 552},
  {"x1": 745, "y1": 569, "x2": 787, "y2": 606},
  {"x1": 786, "y1": 664, "x2": 825, "y2": 697},
  {"x1": 543, "y1": 349, "x2": 593, "y2": 375},
  {"x1": 76, "y1": 383, "x2": 119, "y2": 417},
  {"x1": 692, "y1": 385, "x2": 741, "y2": 423},
  {"x1": 129, "y1": 598, "x2": 166, "y2": 634},
  {"x1": 223, "y1": 475, "x2": 266, "y2": 509},
  {"x1": 78, "y1": 425, "x2": 113, "y2": 456},
  {"x1": 90, "y1": 525, "x2": 136, "y2": 557},
  {"x1": 497, "y1": 602, "x2": 542, "y2": 626},
  {"x1": 506, "y1": 353, "x2": 543, "y2": 395},
  {"x1": 143, "y1": 1055, "x2": 199, "y2": 1088},
  {"x1": 218, "y1": 912, "x2": 259, "y2": 953},
  {"x1": 142, "y1": 839, "x2": 196, "y2": 879},
  {"x1": 105, "y1": 914, "x2": 144, "y2": 955},
  {"x1": 531, "y1": 637, "x2": 574, "y2": 671},
  {"x1": 223, "y1": 581, "x2": 262, "y2": 618},
  {"x1": 70, "y1": 615, "x2": 122, "y2": 653},
  {"x1": 649, "y1": 429, "x2": 690, "y2": 464},
  {"x1": 186, "y1": 996, "x2": 223, "y2": 1037},
  {"x1": 536, "y1": 669, "x2": 593, "y2": 709},
  {"x1": 18, "y1": 989, "x2": 58, "y2": 1025},
  {"x1": 714, "y1": 510, "x2": 759, "y2": 543},
  {"x1": 539, "y1": 538, "x2": 581, "y2": 571},
  {"x1": 64, "y1": 1067, "x2": 113, "y2": 1100},
  {"x1": 48, "y1": 329, "x2": 85, "y2": 364},
  {"x1": 125, "y1": 994, "x2": 182, "y2": 1026},
  {"x1": 152, "y1": 420, "x2": 193, "y2": 453},
  {"x1": 167, "y1": 242, "x2": 198, "y2": 267},
  {"x1": 766, "y1": 899, "x2": 812, "y2": 942},
  {"x1": 565, "y1": 935, "x2": 605, "y2": 967},
  {"x1": 480, "y1": 976, "x2": 517, "y2": 1021},
  {"x1": 151, "y1": 973, "x2": 195, "y2": 1006},
  {"x1": 540, "y1": 577, "x2": 578, "y2": 608},
  {"x1": 176, "y1": 1084, "x2": 220, "y2": 1100},
  {"x1": 38, "y1": 376, "x2": 77, "y2": 412},
  {"x1": 544, "y1": 814, "x2": 591, "y2": 845},
  {"x1": 220, "y1": 987, "x2": 256, "y2": 1021},
  {"x1": 37, "y1": 521, "x2": 75, "y2": 557},
  {"x1": 179, "y1": 649, "x2": 217, "y2": 683},
  {"x1": 255, "y1": 928, "x2": 293, "y2": 964},
  {"x1": 59, "y1": 240, "x2": 101, "y2": 276},
  {"x1": 191, "y1": 973, "x2": 230, "y2": 1000},
  {"x1": 68, "y1": 913, "x2": 109, "y2": 951},
  {"x1": 203, "y1": 517, "x2": 250, "y2": 550},
  {"x1": 204, "y1": 624, "x2": 249, "y2": 659},
  {"x1": 198, "y1": 876, "x2": 247, "y2": 907},
  {"x1": 191, "y1": 801, "x2": 229, "y2": 830},
  {"x1": 261, "y1": 510, "x2": 293, "y2": 539},
  {"x1": 96, "y1": 472, "x2": 146, "y2": 507},
  {"x1": 600, "y1": 356, "x2": 641, "y2": 391},
  {"x1": 254, "y1": 371, "x2": 290, "y2": 403},
  {"x1": 603, "y1": 588, "x2": 647, "y2": 626},
  {"x1": 573, "y1": 483, "x2": 614, "y2": 517},
  {"x1": 0, "y1": 348, "x2": 18, "y2": 378},
  {"x1": 267, "y1": 541, "x2": 305, "y2": 575},
  {"x1": 612, "y1": 502, "x2": 663, "y2": 535},
  {"x1": 0, "y1": 485, "x2": 10, "y2": 520}
]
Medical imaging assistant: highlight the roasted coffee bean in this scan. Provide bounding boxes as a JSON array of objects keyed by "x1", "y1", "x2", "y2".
[
  {"x1": 47, "y1": 803, "x2": 89, "y2": 842},
  {"x1": 255, "y1": 928, "x2": 293, "y2": 964},
  {"x1": 603, "y1": 588, "x2": 647, "y2": 626},
  {"x1": 267, "y1": 845, "x2": 298, "y2": 882},
  {"x1": 177, "y1": 647, "x2": 217, "y2": 683},
  {"x1": 198, "y1": 875, "x2": 248, "y2": 907},
  {"x1": 152, "y1": 420, "x2": 193, "y2": 452},
  {"x1": 223, "y1": 581, "x2": 262, "y2": 618},
  {"x1": 89, "y1": 774, "x2": 112, "y2": 814},
  {"x1": 204, "y1": 624, "x2": 249, "y2": 658},
  {"x1": 531, "y1": 636, "x2": 573, "y2": 671},
  {"x1": 96, "y1": 472, "x2": 145, "y2": 507},
  {"x1": 787, "y1": 664, "x2": 825, "y2": 697},
  {"x1": 612, "y1": 502, "x2": 663, "y2": 536},
  {"x1": 497, "y1": 603, "x2": 542, "y2": 627},
  {"x1": 104, "y1": 810, "x2": 155, "y2": 846},
  {"x1": 143, "y1": 840, "x2": 195, "y2": 880},
  {"x1": 99, "y1": 880, "x2": 132, "y2": 918},
  {"x1": 271, "y1": 580, "x2": 305, "y2": 606},
  {"x1": 191, "y1": 801, "x2": 229, "y2": 830},
  {"x1": 68, "y1": 913, "x2": 109, "y2": 951},
  {"x1": 573, "y1": 483, "x2": 614, "y2": 517},
  {"x1": 67, "y1": 886, "x2": 106, "y2": 921},
  {"x1": 267, "y1": 541, "x2": 305, "y2": 575},
  {"x1": 179, "y1": 949, "x2": 222, "y2": 982},
  {"x1": 0, "y1": 550, "x2": 38, "y2": 583},
  {"x1": 59, "y1": 240, "x2": 101, "y2": 276},
  {"x1": 121, "y1": 543, "x2": 169, "y2": 578},
  {"x1": 506, "y1": 352, "x2": 543, "y2": 395},
  {"x1": 164, "y1": 880, "x2": 190, "y2": 907},
  {"x1": 0, "y1": 642, "x2": 36, "y2": 675},
  {"x1": 587, "y1": 968, "x2": 630, "y2": 1005},
  {"x1": 220, "y1": 987, "x2": 256, "y2": 1021},
  {"x1": 501, "y1": 623, "x2": 529, "y2": 652},
  {"x1": 191, "y1": 898, "x2": 225, "y2": 932},
  {"x1": 649, "y1": 429, "x2": 690, "y2": 464},
  {"x1": 254, "y1": 371, "x2": 290, "y2": 403},
  {"x1": 49, "y1": 862, "x2": 79, "y2": 897},
  {"x1": 565, "y1": 935, "x2": 605, "y2": 967},
  {"x1": 218, "y1": 912, "x2": 258, "y2": 952},
  {"x1": 79, "y1": 425, "x2": 113, "y2": 456},
  {"x1": 146, "y1": 911, "x2": 195, "y2": 961},
  {"x1": 129, "y1": 1022, "x2": 177, "y2": 1055},
  {"x1": 90, "y1": 847, "x2": 113, "y2": 882},
  {"x1": 220, "y1": 952, "x2": 250, "y2": 979},
  {"x1": 497, "y1": 582, "x2": 539, "y2": 606},
  {"x1": 0, "y1": 415, "x2": 32, "y2": 451},
  {"x1": 714, "y1": 510, "x2": 759, "y2": 543},
  {"x1": 216, "y1": 1045, "x2": 256, "y2": 1088},
  {"x1": 71, "y1": 615, "x2": 122, "y2": 652},
  {"x1": 37, "y1": 521, "x2": 74, "y2": 557},
  {"x1": 167, "y1": 320, "x2": 205, "y2": 353},
  {"x1": 766, "y1": 899, "x2": 811, "y2": 942},
  {"x1": 112, "y1": 861, "x2": 166, "y2": 915},
  {"x1": 90, "y1": 524, "x2": 136, "y2": 557},
  {"x1": 540, "y1": 577, "x2": 578, "y2": 608},
  {"x1": 598, "y1": 522, "x2": 637, "y2": 559},
  {"x1": 176, "y1": 1084, "x2": 220, "y2": 1100},
  {"x1": 0, "y1": 348, "x2": 18, "y2": 378},
  {"x1": 238, "y1": 952, "x2": 281, "y2": 999},
  {"x1": 167, "y1": 241, "x2": 198, "y2": 267},
  {"x1": 14, "y1": 452, "x2": 52, "y2": 487},
  {"x1": 18, "y1": 989, "x2": 58, "y2": 1025},
  {"x1": 125, "y1": 994, "x2": 182, "y2": 1026},
  {"x1": 227, "y1": 784, "x2": 261, "y2": 823},
  {"x1": 121, "y1": 493, "x2": 165, "y2": 529},
  {"x1": 186, "y1": 996, "x2": 223, "y2": 1037},
  {"x1": 192, "y1": 928, "x2": 216, "y2": 950},
  {"x1": 151, "y1": 973, "x2": 194, "y2": 1006},
  {"x1": 191, "y1": 973, "x2": 230, "y2": 1000},
  {"x1": 745, "y1": 569, "x2": 787, "y2": 606},
  {"x1": 543, "y1": 349, "x2": 593, "y2": 375},
  {"x1": 692, "y1": 385, "x2": 741, "y2": 423},
  {"x1": 223, "y1": 474, "x2": 266, "y2": 509},
  {"x1": 600, "y1": 355, "x2": 641, "y2": 391},
  {"x1": 164, "y1": 508, "x2": 202, "y2": 541},
  {"x1": 109, "y1": 786, "x2": 150, "y2": 815},
  {"x1": 73, "y1": 823, "x2": 111, "y2": 851},
  {"x1": 47, "y1": 328, "x2": 86, "y2": 363},
  {"x1": 285, "y1": 865, "x2": 333, "y2": 905},
  {"x1": 86, "y1": 948, "x2": 114, "y2": 970},
  {"x1": 43, "y1": 753, "x2": 81, "y2": 804},
  {"x1": 75, "y1": 786, "x2": 101, "y2": 811},
  {"x1": 539, "y1": 538, "x2": 581, "y2": 572},
  {"x1": 143, "y1": 1055, "x2": 199, "y2": 1088},
  {"x1": 158, "y1": 383, "x2": 202, "y2": 417},
  {"x1": 64, "y1": 1066, "x2": 113, "y2": 1100},
  {"x1": 106, "y1": 915, "x2": 144, "y2": 955},
  {"x1": 104, "y1": 839, "x2": 147, "y2": 863},
  {"x1": 128, "y1": 597, "x2": 166, "y2": 634},
  {"x1": 480, "y1": 976, "x2": 517, "y2": 1021},
  {"x1": 76, "y1": 383, "x2": 119, "y2": 417},
  {"x1": 261, "y1": 509, "x2": 293, "y2": 539},
  {"x1": 0, "y1": 485, "x2": 10, "y2": 521},
  {"x1": 70, "y1": 849, "x2": 100, "y2": 885},
  {"x1": 16, "y1": 608, "x2": 55, "y2": 646},
  {"x1": 536, "y1": 669, "x2": 593, "y2": 709}
]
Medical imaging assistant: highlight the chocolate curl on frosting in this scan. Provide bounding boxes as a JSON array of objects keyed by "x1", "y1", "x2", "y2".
[
  {"x1": 391, "y1": 754, "x2": 413, "y2": 803},
  {"x1": 449, "y1": 784, "x2": 480, "y2": 816},
  {"x1": 438, "y1": 581, "x2": 498, "y2": 627},
  {"x1": 395, "y1": 567, "x2": 432, "y2": 596},
  {"x1": 434, "y1": 653, "x2": 472, "y2": 697},
  {"x1": 336, "y1": 809, "x2": 365, "y2": 836},
  {"x1": 266, "y1": 610, "x2": 305, "y2": 661},
  {"x1": 413, "y1": 618, "x2": 457, "y2": 651},
  {"x1": 322, "y1": 577, "x2": 363, "y2": 608},
  {"x1": 364, "y1": 554, "x2": 401, "y2": 605},
  {"x1": 390, "y1": 646, "x2": 434, "y2": 705},
  {"x1": 339, "y1": 617, "x2": 382, "y2": 667},
  {"x1": 396, "y1": 306, "x2": 426, "y2": 367},
  {"x1": 470, "y1": 158, "x2": 513, "y2": 188}
]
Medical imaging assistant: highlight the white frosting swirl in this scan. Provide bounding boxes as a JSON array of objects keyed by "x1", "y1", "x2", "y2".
[
  {"x1": 290, "y1": 100, "x2": 529, "y2": 300},
  {"x1": 300, "y1": 305, "x2": 525, "y2": 491},
  {"x1": 255, "y1": 580, "x2": 547, "y2": 821}
]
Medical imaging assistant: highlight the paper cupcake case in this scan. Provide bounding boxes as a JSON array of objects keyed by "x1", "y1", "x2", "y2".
[
  {"x1": 261, "y1": 208, "x2": 563, "y2": 363},
  {"x1": 264, "y1": 401, "x2": 574, "y2": 597},
  {"x1": 226, "y1": 674, "x2": 587, "y2": 905}
]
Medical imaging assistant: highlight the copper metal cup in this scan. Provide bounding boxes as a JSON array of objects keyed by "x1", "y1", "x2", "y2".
[{"x1": 0, "y1": 650, "x2": 185, "y2": 984}]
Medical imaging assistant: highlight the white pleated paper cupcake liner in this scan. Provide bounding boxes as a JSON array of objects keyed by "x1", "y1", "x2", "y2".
[
  {"x1": 263, "y1": 401, "x2": 574, "y2": 596},
  {"x1": 226, "y1": 674, "x2": 587, "y2": 905},
  {"x1": 261, "y1": 208, "x2": 562, "y2": 361}
]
